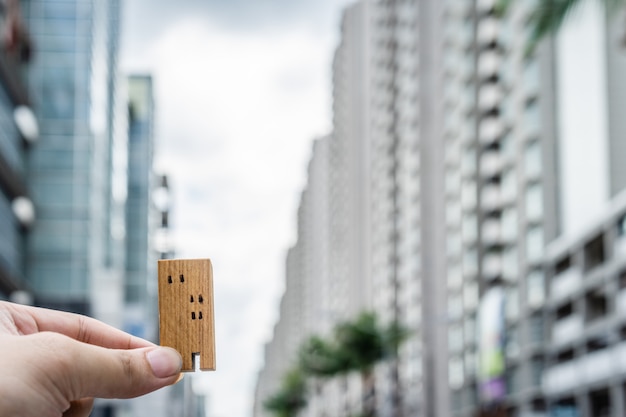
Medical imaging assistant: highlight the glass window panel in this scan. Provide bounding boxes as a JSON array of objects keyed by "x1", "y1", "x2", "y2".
[
  {"x1": 464, "y1": 281, "x2": 479, "y2": 310},
  {"x1": 448, "y1": 263, "x2": 463, "y2": 289},
  {"x1": 502, "y1": 208, "x2": 518, "y2": 240},
  {"x1": 506, "y1": 325, "x2": 520, "y2": 359},
  {"x1": 463, "y1": 248, "x2": 478, "y2": 275},
  {"x1": 501, "y1": 169, "x2": 517, "y2": 200},
  {"x1": 464, "y1": 314, "x2": 476, "y2": 344},
  {"x1": 506, "y1": 287, "x2": 520, "y2": 320},
  {"x1": 526, "y1": 226, "x2": 544, "y2": 263},
  {"x1": 525, "y1": 183, "x2": 543, "y2": 220},
  {"x1": 449, "y1": 357, "x2": 464, "y2": 389},
  {"x1": 527, "y1": 270, "x2": 545, "y2": 307},
  {"x1": 529, "y1": 314, "x2": 544, "y2": 345},
  {"x1": 462, "y1": 213, "x2": 477, "y2": 241},
  {"x1": 525, "y1": 140, "x2": 542, "y2": 177},
  {"x1": 525, "y1": 100, "x2": 541, "y2": 136},
  {"x1": 462, "y1": 180, "x2": 477, "y2": 208},
  {"x1": 448, "y1": 292, "x2": 463, "y2": 319},
  {"x1": 503, "y1": 246, "x2": 518, "y2": 279}
]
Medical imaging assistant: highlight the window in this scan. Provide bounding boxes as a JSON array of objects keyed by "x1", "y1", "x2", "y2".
[
  {"x1": 464, "y1": 281, "x2": 479, "y2": 310},
  {"x1": 448, "y1": 292, "x2": 463, "y2": 319},
  {"x1": 585, "y1": 290, "x2": 608, "y2": 323},
  {"x1": 503, "y1": 246, "x2": 518, "y2": 279},
  {"x1": 526, "y1": 226, "x2": 544, "y2": 263},
  {"x1": 501, "y1": 169, "x2": 517, "y2": 201},
  {"x1": 584, "y1": 234, "x2": 605, "y2": 271},
  {"x1": 461, "y1": 148, "x2": 477, "y2": 175},
  {"x1": 525, "y1": 100, "x2": 541, "y2": 137},
  {"x1": 529, "y1": 314, "x2": 544, "y2": 344},
  {"x1": 464, "y1": 314, "x2": 477, "y2": 345},
  {"x1": 527, "y1": 270, "x2": 545, "y2": 307},
  {"x1": 502, "y1": 208, "x2": 518, "y2": 240},
  {"x1": 524, "y1": 140, "x2": 542, "y2": 177},
  {"x1": 462, "y1": 180, "x2": 477, "y2": 209},
  {"x1": 506, "y1": 287, "x2": 520, "y2": 320},
  {"x1": 506, "y1": 325, "x2": 520, "y2": 359},
  {"x1": 449, "y1": 325, "x2": 464, "y2": 352},
  {"x1": 523, "y1": 59, "x2": 540, "y2": 95},
  {"x1": 449, "y1": 357, "x2": 464, "y2": 389},
  {"x1": 525, "y1": 183, "x2": 543, "y2": 221},
  {"x1": 463, "y1": 248, "x2": 478, "y2": 276},
  {"x1": 462, "y1": 214, "x2": 477, "y2": 242},
  {"x1": 465, "y1": 350, "x2": 477, "y2": 377},
  {"x1": 448, "y1": 263, "x2": 463, "y2": 289}
]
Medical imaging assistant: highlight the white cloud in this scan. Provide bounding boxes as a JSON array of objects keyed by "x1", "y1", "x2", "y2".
[{"x1": 122, "y1": 16, "x2": 334, "y2": 417}]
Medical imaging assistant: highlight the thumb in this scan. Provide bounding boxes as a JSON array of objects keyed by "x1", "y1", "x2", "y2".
[
  {"x1": 74, "y1": 344, "x2": 183, "y2": 399},
  {"x1": 36, "y1": 333, "x2": 183, "y2": 400}
]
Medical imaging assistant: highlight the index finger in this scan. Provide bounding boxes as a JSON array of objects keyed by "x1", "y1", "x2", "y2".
[{"x1": 5, "y1": 302, "x2": 154, "y2": 350}]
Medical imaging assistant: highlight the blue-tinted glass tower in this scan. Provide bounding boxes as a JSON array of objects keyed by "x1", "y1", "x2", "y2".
[{"x1": 22, "y1": 0, "x2": 123, "y2": 315}]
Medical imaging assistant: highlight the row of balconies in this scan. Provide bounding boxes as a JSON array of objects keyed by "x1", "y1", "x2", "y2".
[{"x1": 543, "y1": 342, "x2": 626, "y2": 395}]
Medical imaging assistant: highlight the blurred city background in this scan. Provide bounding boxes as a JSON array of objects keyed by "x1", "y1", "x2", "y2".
[{"x1": 0, "y1": 0, "x2": 625, "y2": 417}]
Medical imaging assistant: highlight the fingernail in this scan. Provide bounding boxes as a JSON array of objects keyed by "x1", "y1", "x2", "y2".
[{"x1": 146, "y1": 347, "x2": 182, "y2": 378}]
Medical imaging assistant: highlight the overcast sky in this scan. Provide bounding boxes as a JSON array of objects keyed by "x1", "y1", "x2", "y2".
[{"x1": 120, "y1": 1, "x2": 352, "y2": 416}]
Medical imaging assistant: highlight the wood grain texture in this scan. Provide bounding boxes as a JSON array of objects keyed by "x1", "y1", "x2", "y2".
[{"x1": 158, "y1": 258, "x2": 215, "y2": 371}]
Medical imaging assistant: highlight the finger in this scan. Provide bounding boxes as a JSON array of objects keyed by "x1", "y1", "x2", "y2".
[
  {"x1": 4, "y1": 301, "x2": 154, "y2": 349},
  {"x1": 63, "y1": 398, "x2": 94, "y2": 417},
  {"x1": 42, "y1": 333, "x2": 183, "y2": 399}
]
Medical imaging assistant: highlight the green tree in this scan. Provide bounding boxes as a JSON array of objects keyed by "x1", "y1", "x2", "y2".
[
  {"x1": 496, "y1": 0, "x2": 626, "y2": 54},
  {"x1": 263, "y1": 368, "x2": 308, "y2": 417},
  {"x1": 298, "y1": 312, "x2": 410, "y2": 417}
]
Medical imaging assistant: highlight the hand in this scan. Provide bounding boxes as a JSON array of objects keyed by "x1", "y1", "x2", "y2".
[{"x1": 0, "y1": 300, "x2": 182, "y2": 417}]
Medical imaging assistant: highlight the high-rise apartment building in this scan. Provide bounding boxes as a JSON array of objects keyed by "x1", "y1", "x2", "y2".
[
  {"x1": 256, "y1": 0, "x2": 626, "y2": 417},
  {"x1": 443, "y1": 0, "x2": 551, "y2": 414},
  {"x1": 256, "y1": 1, "x2": 436, "y2": 416},
  {"x1": 446, "y1": 1, "x2": 626, "y2": 416},
  {"x1": 254, "y1": 135, "x2": 334, "y2": 417}
]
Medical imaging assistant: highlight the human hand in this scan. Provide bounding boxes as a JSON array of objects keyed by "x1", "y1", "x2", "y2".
[{"x1": 0, "y1": 300, "x2": 182, "y2": 417}]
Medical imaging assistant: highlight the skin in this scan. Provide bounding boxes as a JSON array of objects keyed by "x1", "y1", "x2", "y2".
[{"x1": 0, "y1": 301, "x2": 183, "y2": 417}]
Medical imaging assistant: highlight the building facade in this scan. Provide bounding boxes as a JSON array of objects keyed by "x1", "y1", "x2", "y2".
[
  {"x1": 22, "y1": 0, "x2": 124, "y2": 316},
  {"x1": 256, "y1": 0, "x2": 626, "y2": 417},
  {"x1": 0, "y1": 1, "x2": 36, "y2": 299},
  {"x1": 124, "y1": 74, "x2": 157, "y2": 341}
]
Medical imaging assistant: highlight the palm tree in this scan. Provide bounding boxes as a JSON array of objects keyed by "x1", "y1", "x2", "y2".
[
  {"x1": 496, "y1": 0, "x2": 626, "y2": 53},
  {"x1": 332, "y1": 312, "x2": 406, "y2": 417},
  {"x1": 298, "y1": 311, "x2": 410, "y2": 417},
  {"x1": 263, "y1": 368, "x2": 308, "y2": 417},
  {"x1": 298, "y1": 334, "x2": 352, "y2": 377}
]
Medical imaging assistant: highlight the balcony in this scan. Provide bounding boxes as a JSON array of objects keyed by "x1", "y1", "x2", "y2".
[
  {"x1": 482, "y1": 219, "x2": 501, "y2": 245},
  {"x1": 483, "y1": 253, "x2": 502, "y2": 278},
  {"x1": 550, "y1": 268, "x2": 582, "y2": 302},
  {"x1": 477, "y1": 50, "x2": 500, "y2": 81},
  {"x1": 543, "y1": 343, "x2": 626, "y2": 395},
  {"x1": 477, "y1": 17, "x2": 498, "y2": 46},
  {"x1": 480, "y1": 151, "x2": 503, "y2": 179},
  {"x1": 551, "y1": 314, "x2": 583, "y2": 346},
  {"x1": 478, "y1": 84, "x2": 501, "y2": 113},
  {"x1": 481, "y1": 185, "x2": 502, "y2": 211},
  {"x1": 479, "y1": 117, "x2": 503, "y2": 146}
]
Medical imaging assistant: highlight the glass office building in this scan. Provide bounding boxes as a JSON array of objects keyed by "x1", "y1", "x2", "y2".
[
  {"x1": 123, "y1": 74, "x2": 158, "y2": 342},
  {"x1": 0, "y1": 2, "x2": 37, "y2": 299},
  {"x1": 22, "y1": 0, "x2": 123, "y2": 315}
]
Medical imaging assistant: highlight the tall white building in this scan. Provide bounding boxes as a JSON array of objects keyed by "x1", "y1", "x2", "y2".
[{"x1": 254, "y1": 136, "x2": 334, "y2": 417}]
